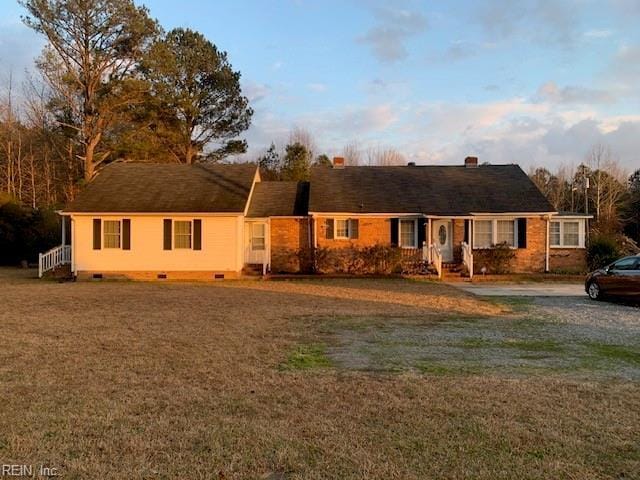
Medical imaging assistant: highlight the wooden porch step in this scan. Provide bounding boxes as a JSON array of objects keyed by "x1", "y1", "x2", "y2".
[
  {"x1": 45, "y1": 263, "x2": 73, "y2": 280},
  {"x1": 242, "y1": 264, "x2": 265, "y2": 276}
]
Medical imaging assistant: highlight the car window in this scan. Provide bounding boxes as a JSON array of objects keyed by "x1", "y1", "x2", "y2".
[{"x1": 612, "y1": 257, "x2": 638, "y2": 271}]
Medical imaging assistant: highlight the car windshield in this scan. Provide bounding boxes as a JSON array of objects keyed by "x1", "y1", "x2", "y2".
[{"x1": 611, "y1": 257, "x2": 639, "y2": 271}]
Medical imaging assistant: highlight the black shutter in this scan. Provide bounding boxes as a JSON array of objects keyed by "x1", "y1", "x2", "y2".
[
  {"x1": 517, "y1": 218, "x2": 527, "y2": 248},
  {"x1": 325, "y1": 218, "x2": 334, "y2": 239},
  {"x1": 464, "y1": 220, "x2": 470, "y2": 244},
  {"x1": 349, "y1": 219, "x2": 359, "y2": 239},
  {"x1": 163, "y1": 219, "x2": 172, "y2": 250},
  {"x1": 417, "y1": 218, "x2": 426, "y2": 247},
  {"x1": 122, "y1": 219, "x2": 131, "y2": 250},
  {"x1": 193, "y1": 219, "x2": 202, "y2": 250},
  {"x1": 93, "y1": 219, "x2": 101, "y2": 250},
  {"x1": 390, "y1": 218, "x2": 399, "y2": 246}
]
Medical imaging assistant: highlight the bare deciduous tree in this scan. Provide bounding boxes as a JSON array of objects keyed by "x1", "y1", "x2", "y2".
[
  {"x1": 342, "y1": 141, "x2": 362, "y2": 166},
  {"x1": 366, "y1": 146, "x2": 406, "y2": 166},
  {"x1": 288, "y1": 127, "x2": 316, "y2": 161}
]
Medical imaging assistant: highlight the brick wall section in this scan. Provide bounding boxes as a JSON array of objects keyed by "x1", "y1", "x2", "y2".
[
  {"x1": 513, "y1": 217, "x2": 547, "y2": 272},
  {"x1": 472, "y1": 217, "x2": 547, "y2": 273},
  {"x1": 270, "y1": 218, "x2": 310, "y2": 273},
  {"x1": 549, "y1": 248, "x2": 587, "y2": 273},
  {"x1": 76, "y1": 270, "x2": 239, "y2": 281},
  {"x1": 270, "y1": 215, "x2": 584, "y2": 274},
  {"x1": 315, "y1": 217, "x2": 391, "y2": 248},
  {"x1": 451, "y1": 219, "x2": 465, "y2": 263}
]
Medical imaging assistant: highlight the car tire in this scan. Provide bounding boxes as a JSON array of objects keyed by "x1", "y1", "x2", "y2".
[{"x1": 587, "y1": 281, "x2": 602, "y2": 300}]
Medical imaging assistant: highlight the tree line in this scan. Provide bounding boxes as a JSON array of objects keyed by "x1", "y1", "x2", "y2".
[
  {"x1": 529, "y1": 144, "x2": 640, "y2": 244},
  {"x1": 1, "y1": 0, "x2": 252, "y2": 207}
]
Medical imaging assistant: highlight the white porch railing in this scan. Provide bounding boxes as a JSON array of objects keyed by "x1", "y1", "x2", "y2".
[
  {"x1": 38, "y1": 245, "x2": 71, "y2": 278},
  {"x1": 429, "y1": 243, "x2": 442, "y2": 278},
  {"x1": 461, "y1": 241, "x2": 474, "y2": 279}
]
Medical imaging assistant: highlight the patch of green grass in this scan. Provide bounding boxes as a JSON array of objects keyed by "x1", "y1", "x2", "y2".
[
  {"x1": 500, "y1": 338, "x2": 564, "y2": 352},
  {"x1": 281, "y1": 344, "x2": 332, "y2": 370},
  {"x1": 584, "y1": 342, "x2": 640, "y2": 366},
  {"x1": 486, "y1": 296, "x2": 534, "y2": 313}
]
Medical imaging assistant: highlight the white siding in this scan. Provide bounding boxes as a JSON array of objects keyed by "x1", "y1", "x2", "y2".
[{"x1": 72, "y1": 214, "x2": 243, "y2": 272}]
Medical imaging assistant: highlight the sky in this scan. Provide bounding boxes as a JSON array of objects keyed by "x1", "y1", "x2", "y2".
[{"x1": 1, "y1": 0, "x2": 640, "y2": 171}]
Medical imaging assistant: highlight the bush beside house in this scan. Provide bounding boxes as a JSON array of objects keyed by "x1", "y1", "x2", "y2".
[{"x1": 0, "y1": 200, "x2": 60, "y2": 266}]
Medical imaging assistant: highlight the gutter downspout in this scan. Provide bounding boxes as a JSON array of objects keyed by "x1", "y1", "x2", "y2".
[
  {"x1": 309, "y1": 215, "x2": 317, "y2": 273},
  {"x1": 545, "y1": 215, "x2": 550, "y2": 273},
  {"x1": 71, "y1": 216, "x2": 76, "y2": 276},
  {"x1": 427, "y1": 218, "x2": 432, "y2": 262}
]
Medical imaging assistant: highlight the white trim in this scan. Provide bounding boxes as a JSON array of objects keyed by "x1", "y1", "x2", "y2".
[
  {"x1": 243, "y1": 167, "x2": 261, "y2": 216},
  {"x1": 313, "y1": 216, "x2": 318, "y2": 248},
  {"x1": 472, "y1": 218, "x2": 518, "y2": 249},
  {"x1": 471, "y1": 211, "x2": 557, "y2": 216},
  {"x1": 552, "y1": 214, "x2": 593, "y2": 219},
  {"x1": 549, "y1": 218, "x2": 585, "y2": 248},
  {"x1": 545, "y1": 215, "x2": 550, "y2": 272},
  {"x1": 309, "y1": 212, "x2": 421, "y2": 218},
  {"x1": 334, "y1": 218, "x2": 351, "y2": 239},
  {"x1": 398, "y1": 218, "x2": 419, "y2": 248},
  {"x1": 65, "y1": 212, "x2": 244, "y2": 217},
  {"x1": 103, "y1": 219, "x2": 123, "y2": 249},
  {"x1": 71, "y1": 217, "x2": 76, "y2": 275}
]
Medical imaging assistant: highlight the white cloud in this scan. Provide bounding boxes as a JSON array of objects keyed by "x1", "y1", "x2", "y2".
[
  {"x1": 357, "y1": 7, "x2": 427, "y2": 62},
  {"x1": 242, "y1": 82, "x2": 271, "y2": 103},
  {"x1": 534, "y1": 81, "x2": 615, "y2": 105},
  {"x1": 476, "y1": 0, "x2": 581, "y2": 47}
]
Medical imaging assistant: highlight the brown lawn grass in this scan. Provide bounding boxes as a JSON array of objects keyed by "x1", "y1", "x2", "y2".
[{"x1": 0, "y1": 270, "x2": 639, "y2": 479}]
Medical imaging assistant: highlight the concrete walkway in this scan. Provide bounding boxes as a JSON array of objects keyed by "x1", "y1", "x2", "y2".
[{"x1": 452, "y1": 282, "x2": 586, "y2": 297}]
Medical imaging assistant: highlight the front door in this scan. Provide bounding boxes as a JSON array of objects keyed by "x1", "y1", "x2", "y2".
[
  {"x1": 433, "y1": 220, "x2": 453, "y2": 262},
  {"x1": 244, "y1": 222, "x2": 267, "y2": 265}
]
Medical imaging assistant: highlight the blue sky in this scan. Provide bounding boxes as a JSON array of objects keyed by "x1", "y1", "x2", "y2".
[{"x1": 1, "y1": 0, "x2": 640, "y2": 170}]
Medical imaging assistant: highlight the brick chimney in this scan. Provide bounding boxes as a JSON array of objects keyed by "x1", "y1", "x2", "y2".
[
  {"x1": 464, "y1": 156, "x2": 478, "y2": 168},
  {"x1": 332, "y1": 156, "x2": 345, "y2": 168}
]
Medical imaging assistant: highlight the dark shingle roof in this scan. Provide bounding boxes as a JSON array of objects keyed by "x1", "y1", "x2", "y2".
[
  {"x1": 309, "y1": 165, "x2": 554, "y2": 215},
  {"x1": 64, "y1": 163, "x2": 257, "y2": 213},
  {"x1": 247, "y1": 181, "x2": 309, "y2": 217}
]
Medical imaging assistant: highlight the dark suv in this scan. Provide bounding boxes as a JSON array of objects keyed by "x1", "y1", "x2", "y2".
[{"x1": 585, "y1": 255, "x2": 640, "y2": 300}]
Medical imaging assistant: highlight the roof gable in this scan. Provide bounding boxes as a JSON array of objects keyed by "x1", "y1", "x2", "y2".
[
  {"x1": 247, "y1": 181, "x2": 309, "y2": 217},
  {"x1": 65, "y1": 163, "x2": 258, "y2": 213}
]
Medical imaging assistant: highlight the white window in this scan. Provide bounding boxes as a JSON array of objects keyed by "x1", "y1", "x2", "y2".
[
  {"x1": 400, "y1": 219, "x2": 417, "y2": 248},
  {"x1": 563, "y1": 221, "x2": 579, "y2": 247},
  {"x1": 496, "y1": 220, "x2": 515, "y2": 247},
  {"x1": 550, "y1": 219, "x2": 585, "y2": 248},
  {"x1": 103, "y1": 220, "x2": 121, "y2": 249},
  {"x1": 550, "y1": 221, "x2": 561, "y2": 247},
  {"x1": 474, "y1": 219, "x2": 517, "y2": 248},
  {"x1": 252, "y1": 223, "x2": 266, "y2": 251},
  {"x1": 174, "y1": 221, "x2": 192, "y2": 249},
  {"x1": 474, "y1": 220, "x2": 493, "y2": 248},
  {"x1": 335, "y1": 219, "x2": 350, "y2": 239}
]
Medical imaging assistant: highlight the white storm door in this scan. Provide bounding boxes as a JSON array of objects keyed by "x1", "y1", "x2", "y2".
[
  {"x1": 433, "y1": 220, "x2": 453, "y2": 262},
  {"x1": 245, "y1": 222, "x2": 266, "y2": 264}
]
